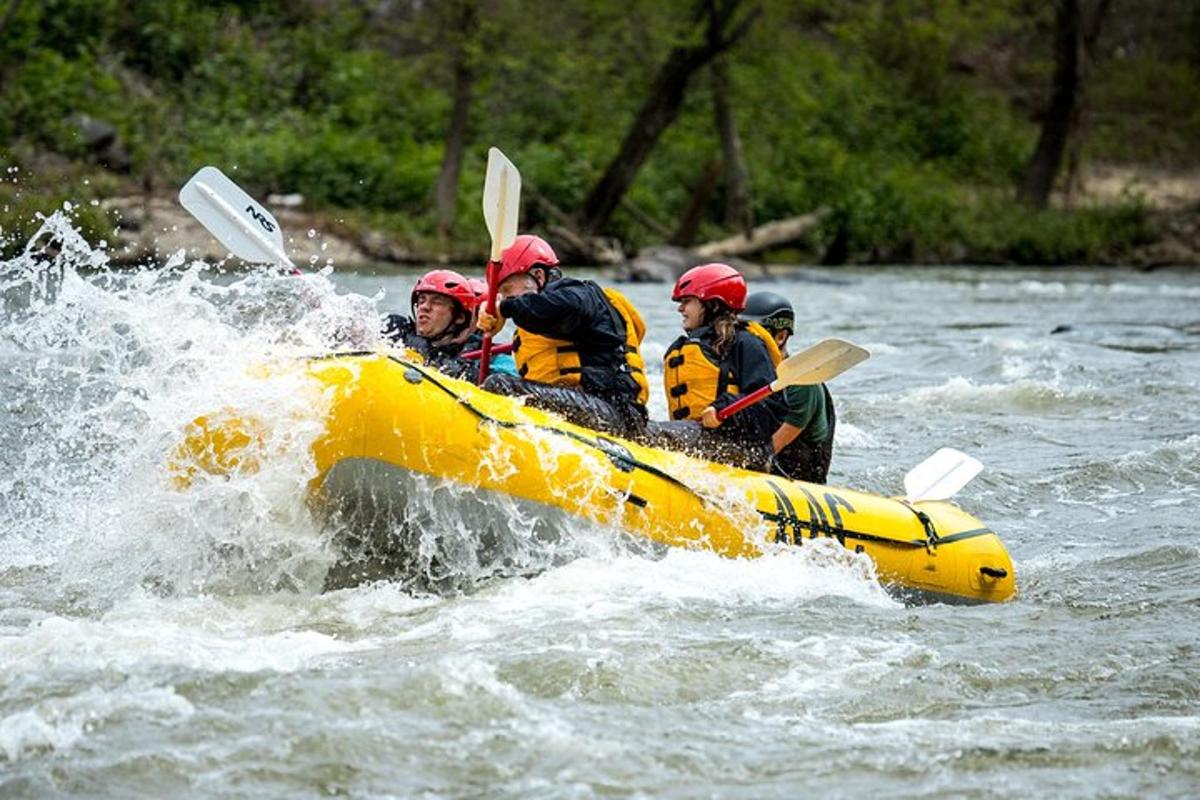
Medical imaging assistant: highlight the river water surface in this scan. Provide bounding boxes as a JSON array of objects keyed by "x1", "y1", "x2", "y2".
[{"x1": 1, "y1": 215, "x2": 1198, "y2": 798}]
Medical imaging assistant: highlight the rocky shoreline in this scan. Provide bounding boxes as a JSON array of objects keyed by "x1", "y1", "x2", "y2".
[{"x1": 88, "y1": 166, "x2": 1200, "y2": 275}]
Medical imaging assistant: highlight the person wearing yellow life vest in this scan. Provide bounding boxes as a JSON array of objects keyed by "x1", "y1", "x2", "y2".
[
  {"x1": 476, "y1": 234, "x2": 650, "y2": 437},
  {"x1": 656, "y1": 263, "x2": 784, "y2": 469}
]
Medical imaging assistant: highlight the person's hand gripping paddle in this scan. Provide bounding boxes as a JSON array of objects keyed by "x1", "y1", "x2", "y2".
[{"x1": 477, "y1": 148, "x2": 521, "y2": 384}]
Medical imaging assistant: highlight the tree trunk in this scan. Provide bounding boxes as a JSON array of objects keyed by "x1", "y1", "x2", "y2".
[
  {"x1": 579, "y1": 0, "x2": 760, "y2": 234},
  {"x1": 669, "y1": 159, "x2": 722, "y2": 246},
  {"x1": 0, "y1": 0, "x2": 19, "y2": 35},
  {"x1": 0, "y1": 0, "x2": 24, "y2": 88},
  {"x1": 432, "y1": 0, "x2": 478, "y2": 239},
  {"x1": 711, "y1": 57, "x2": 752, "y2": 235},
  {"x1": 1017, "y1": 0, "x2": 1112, "y2": 208}
]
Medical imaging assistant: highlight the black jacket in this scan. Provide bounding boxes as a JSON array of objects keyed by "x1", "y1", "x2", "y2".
[
  {"x1": 668, "y1": 325, "x2": 785, "y2": 444},
  {"x1": 381, "y1": 314, "x2": 481, "y2": 382},
  {"x1": 498, "y1": 277, "x2": 640, "y2": 403}
]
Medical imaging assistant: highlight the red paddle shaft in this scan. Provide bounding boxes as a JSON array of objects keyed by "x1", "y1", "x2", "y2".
[
  {"x1": 477, "y1": 260, "x2": 500, "y2": 383},
  {"x1": 715, "y1": 383, "x2": 774, "y2": 421},
  {"x1": 462, "y1": 342, "x2": 513, "y2": 359}
]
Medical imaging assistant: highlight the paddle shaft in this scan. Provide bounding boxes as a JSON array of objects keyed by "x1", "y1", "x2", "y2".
[
  {"x1": 715, "y1": 381, "x2": 779, "y2": 421},
  {"x1": 462, "y1": 341, "x2": 513, "y2": 360},
  {"x1": 715, "y1": 338, "x2": 869, "y2": 422},
  {"x1": 477, "y1": 260, "x2": 500, "y2": 383}
]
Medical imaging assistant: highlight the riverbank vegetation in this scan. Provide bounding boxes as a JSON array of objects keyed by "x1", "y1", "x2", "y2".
[{"x1": 1, "y1": 0, "x2": 1197, "y2": 265}]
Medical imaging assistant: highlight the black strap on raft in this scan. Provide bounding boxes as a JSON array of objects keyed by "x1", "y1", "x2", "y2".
[
  {"x1": 899, "y1": 501, "x2": 941, "y2": 552},
  {"x1": 760, "y1": 480, "x2": 925, "y2": 550},
  {"x1": 366, "y1": 354, "x2": 708, "y2": 505},
  {"x1": 309, "y1": 354, "x2": 1001, "y2": 553}
]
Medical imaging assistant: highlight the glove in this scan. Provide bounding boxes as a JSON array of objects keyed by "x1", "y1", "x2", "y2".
[
  {"x1": 700, "y1": 406, "x2": 722, "y2": 429},
  {"x1": 476, "y1": 309, "x2": 505, "y2": 336}
]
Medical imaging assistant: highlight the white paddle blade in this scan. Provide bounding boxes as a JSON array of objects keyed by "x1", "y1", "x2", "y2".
[
  {"x1": 774, "y1": 338, "x2": 870, "y2": 388},
  {"x1": 904, "y1": 448, "x2": 984, "y2": 503},
  {"x1": 179, "y1": 166, "x2": 294, "y2": 268},
  {"x1": 481, "y1": 147, "x2": 521, "y2": 261}
]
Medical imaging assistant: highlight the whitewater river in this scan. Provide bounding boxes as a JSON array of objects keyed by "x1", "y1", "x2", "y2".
[{"x1": 2, "y1": 215, "x2": 1198, "y2": 798}]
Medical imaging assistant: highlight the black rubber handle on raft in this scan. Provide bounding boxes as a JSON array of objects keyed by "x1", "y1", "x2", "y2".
[{"x1": 979, "y1": 566, "x2": 1008, "y2": 579}]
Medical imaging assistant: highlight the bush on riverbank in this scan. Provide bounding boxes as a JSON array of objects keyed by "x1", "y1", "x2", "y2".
[{"x1": 0, "y1": 0, "x2": 1195, "y2": 264}]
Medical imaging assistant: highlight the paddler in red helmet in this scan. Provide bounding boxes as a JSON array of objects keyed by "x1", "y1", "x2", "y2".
[
  {"x1": 475, "y1": 234, "x2": 649, "y2": 438},
  {"x1": 654, "y1": 262, "x2": 784, "y2": 469},
  {"x1": 382, "y1": 269, "x2": 487, "y2": 382}
]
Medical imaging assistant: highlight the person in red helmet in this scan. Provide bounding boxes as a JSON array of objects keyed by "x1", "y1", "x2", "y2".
[
  {"x1": 655, "y1": 263, "x2": 784, "y2": 469},
  {"x1": 382, "y1": 269, "x2": 489, "y2": 381},
  {"x1": 476, "y1": 234, "x2": 650, "y2": 437},
  {"x1": 467, "y1": 277, "x2": 488, "y2": 306}
]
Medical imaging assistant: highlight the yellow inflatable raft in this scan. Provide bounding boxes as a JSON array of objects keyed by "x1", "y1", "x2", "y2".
[{"x1": 175, "y1": 352, "x2": 1016, "y2": 604}]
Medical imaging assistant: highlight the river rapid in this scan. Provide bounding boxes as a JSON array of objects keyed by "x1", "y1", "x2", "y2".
[{"x1": 2, "y1": 213, "x2": 1198, "y2": 798}]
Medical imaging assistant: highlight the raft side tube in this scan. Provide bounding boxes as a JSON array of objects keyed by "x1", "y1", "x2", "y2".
[{"x1": 172, "y1": 352, "x2": 1017, "y2": 604}]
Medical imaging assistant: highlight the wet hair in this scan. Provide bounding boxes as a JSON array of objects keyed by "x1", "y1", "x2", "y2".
[{"x1": 703, "y1": 299, "x2": 739, "y2": 357}]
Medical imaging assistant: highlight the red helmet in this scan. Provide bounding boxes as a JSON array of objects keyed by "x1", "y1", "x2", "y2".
[
  {"x1": 411, "y1": 269, "x2": 477, "y2": 312},
  {"x1": 672, "y1": 263, "x2": 747, "y2": 311},
  {"x1": 495, "y1": 234, "x2": 558, "y2": 286},
  {"x1": 467, "y1": 277, "x2": 487, "y2": 304}
]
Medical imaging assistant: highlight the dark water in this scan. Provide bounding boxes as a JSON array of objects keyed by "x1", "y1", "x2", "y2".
[{"x1": 2, "y1": 214, "x2": 1197, "y2": 798}]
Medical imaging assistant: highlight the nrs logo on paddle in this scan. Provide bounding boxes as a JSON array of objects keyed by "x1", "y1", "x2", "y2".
[{"x1": 245, "y1": 205, "x2": 275, "y2": 233}]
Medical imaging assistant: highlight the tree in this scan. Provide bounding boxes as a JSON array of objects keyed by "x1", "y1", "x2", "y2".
[
  {"x1": 1018, "y1": 0, "x2": 1113, "y2": 207},
  {"x1": 431, "y1": 0, "x2": 480, "y2": 238},
  {"x1": 711, "y1": 56, "x2": 751, "y2": 235},
  {"x1": 579, "y1": 0, "x2": 760, "y2": 234}
]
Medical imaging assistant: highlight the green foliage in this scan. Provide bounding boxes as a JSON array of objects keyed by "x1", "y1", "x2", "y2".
[
  {"x1": 0, "y1": 49, "x2": 123, "y2": 154},
  {"x1": 966, "y1": 199, "x2": 1157, "y2": 265},
  {"x1": 0, "y1": 0, "x2": 1194, "y2": 263},
  {"x1": 0, "y1": 184, "x2": 116, "y2": 259},
  {"x1": 1088, "y1": 54, "x2": 1200, "y2": 167}
]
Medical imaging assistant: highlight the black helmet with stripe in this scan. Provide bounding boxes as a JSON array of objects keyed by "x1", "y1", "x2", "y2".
[{"x1": 741, "y1": 291, "x2": 794, "y2": 334}]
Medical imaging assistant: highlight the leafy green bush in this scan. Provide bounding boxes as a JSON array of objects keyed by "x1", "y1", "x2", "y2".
[
  {"x1": 966, "y1": 199, "x2": 1157, "y2": 265},
  {"x1": 0, "y1": 0, "x2": 1192, "y2": 263}
]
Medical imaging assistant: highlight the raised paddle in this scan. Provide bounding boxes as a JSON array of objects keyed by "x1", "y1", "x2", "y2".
[
  {"x1": 715, "y1": 338, "x2": 870, "y2": 422},
  {"x1": 477, "y1": 147, "x2": 521, "y2": 383},
  {"x1": 903, "y1": 447, "x2": 983, "y2": 503},
  {"x1": 179, "y1": 166, "x2": 297, "y2": 271}
]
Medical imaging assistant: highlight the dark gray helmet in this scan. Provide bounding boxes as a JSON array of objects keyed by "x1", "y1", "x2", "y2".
[{"x1": 742, "y1": 291, "x2": 794, "y2": 333}]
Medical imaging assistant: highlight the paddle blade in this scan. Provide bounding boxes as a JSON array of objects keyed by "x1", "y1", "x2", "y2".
[
  {"x1": 774, "y1": 338, "x2": 870, "y2": 388},
  {"x1": 904, "y1": 448, "x2": 984, "y2": 503},
  {"x1": 481, "y1": 147, "x2": 521, "y2": 261},
  {"x1": 179, "y1": 166, "x2": 293, "y2": 268}
]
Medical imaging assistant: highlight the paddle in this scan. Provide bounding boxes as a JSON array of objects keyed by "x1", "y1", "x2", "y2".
[
  {"x1": 903, "y1": 447, "x2": 983, "y2": 503},
  {"x1": 477, "y1": 147, "x2": 521, "y2": 383},
  {"x1": 461, "y1": 342, "x2": 514, "y2": 360},
  {"x1": 716, "y1": 338, "x2": 869, "y2": 422},
  {"x1": 179, "y1": 166, "x2": 297, "y2": 271}
]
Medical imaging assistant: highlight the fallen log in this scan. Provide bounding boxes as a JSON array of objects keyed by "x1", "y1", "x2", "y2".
[
  {"x1": 694, "y1": 208, "x2": 830, "y2": 259},
  {"x1": 525, "y1": 183, "x2": 625, "y2": 264}
]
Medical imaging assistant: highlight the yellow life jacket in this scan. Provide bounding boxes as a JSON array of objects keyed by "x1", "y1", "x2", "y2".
[
  {"x1": 513, "y1": 286, "x2": 650, "y2": 405},
  {"x1": 745, "y1": 321, "x2": 783, "y2": 367},
  {"x1": 662, "y1": 321, "x2": 781, "y2": 421}
]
